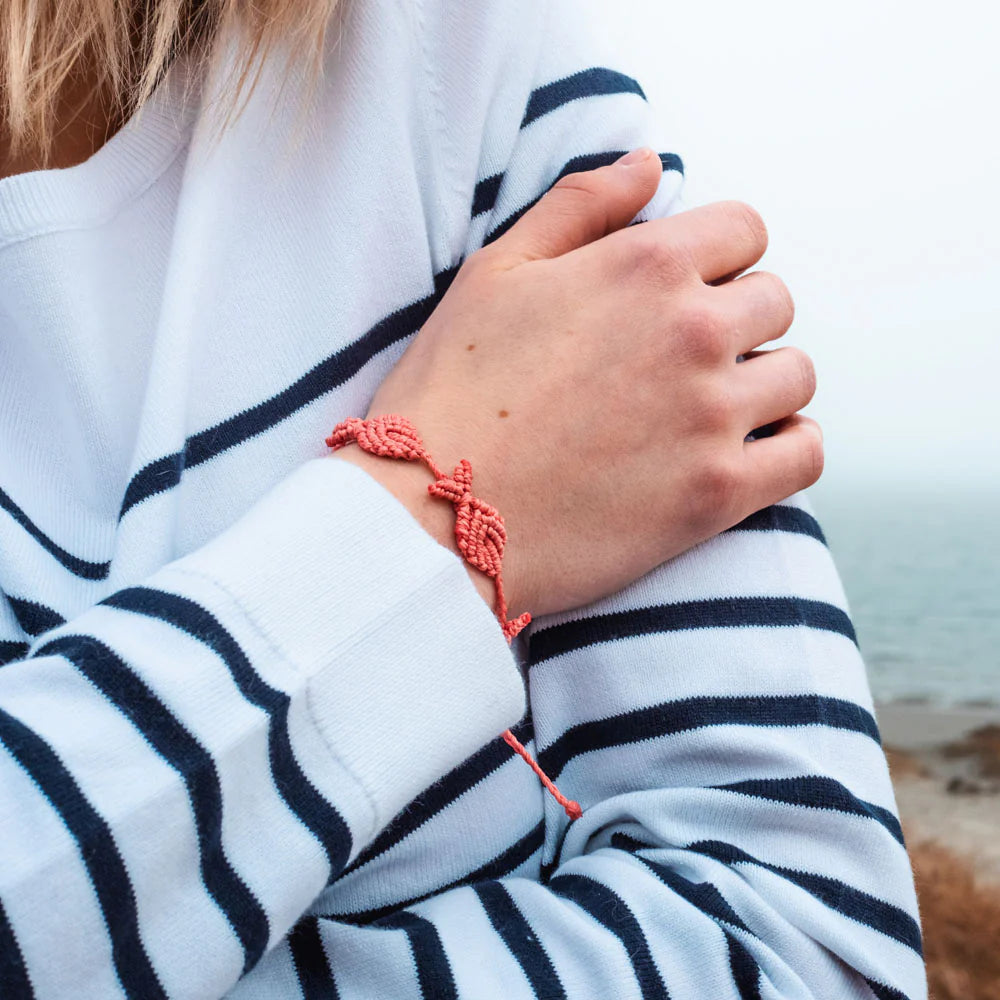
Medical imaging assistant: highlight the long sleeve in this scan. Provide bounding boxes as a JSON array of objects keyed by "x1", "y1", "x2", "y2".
[
  {"x1": 0, "y1": 457, "x2": 526, "y2": 1000},
  {"x1": 227, "y1": 1, "x2": 925, "y2": 997}
]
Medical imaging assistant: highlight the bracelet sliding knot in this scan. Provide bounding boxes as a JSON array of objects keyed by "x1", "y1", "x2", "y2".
[{"x1": 326, "y1": 412, "x2": 582, "y2": 822}]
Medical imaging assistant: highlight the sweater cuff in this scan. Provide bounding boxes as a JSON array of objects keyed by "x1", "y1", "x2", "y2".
[{"x1": 172, "y1": 456, "x2": 527, "y2": 832}]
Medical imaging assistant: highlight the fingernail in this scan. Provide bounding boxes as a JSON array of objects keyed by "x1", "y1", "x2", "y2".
[{"x1": 615, "y1": 147, "x2": 653, "y2": 167}]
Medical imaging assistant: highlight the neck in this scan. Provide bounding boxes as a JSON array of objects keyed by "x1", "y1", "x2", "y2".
[{"x1": 0, "y1": 68, "x2": 125, "y2": 181}]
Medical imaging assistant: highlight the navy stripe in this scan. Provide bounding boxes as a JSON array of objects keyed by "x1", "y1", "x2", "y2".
[
  {"x1": 376, "y1": 911, "x2": 457, "y2": 1000},
  {"x1": 712, "y1": 776, "x2": 904, "y2": 845},
  {"x1": 0, "y1": 487, "x2": 109, "y2": 581},
  {"x1": 343, "y1": 716, "x2": 533, "y2": 877},
  {"x1": 655, "y1": 151, "x2": 685, "y2": 178},
  {"x1": 529, "y1": 596, "x2": 857, "y2": 667},
  {"x1": 38, "y1": 633, "x2": 269, "y2": 974},
  {"x1": 7, "y1": 597, "x2": 65, "y2": 638},
  {"x1": 726, "y1": 933, "x2": 762, "y2": 1000},
  {"x1": 119, "y1": 453, "x2": 183, "y2": 520},
  {"x1": 472, "y1": 172, "x2": 504, "y2": 217},
  {"x1": 0, "y1": 641, "x2": 29, "y2": 666},
  {"x1": 550, "y1": 873, "x2": 669, "y2": 1000},
  {"x1": 521, "y1": 67, "x2": 646, "y2": 128},
  {"x1": 341, "y1": 821, "x2": 545, "y2": 925},
  {"x1": 484, "y1": 149, "x2": 683, "y2": 246},
  {"x1": 100, "y1": 587, "x2": 352, "y2": 875},
  {"x1": 288, "y1": 916, "x2": 340, "y2": 1000},
  {"x1": 687, "y1": 840, "x2": 923, "y2": 956},
  {"x1": 608, "y1": 831, "x2": 657, "y2": 852},
  {"x1": 0, "y1": 707, "x2": 167, "y2": 998},
  {"x1": 0, "y1": 896, "x2": 34, "y2": 999},
  {"x1": 473, "y1": 881, "x2": 566, "y2": 999},
  {"x1": 537, "y1": 694, "x2": 880, "y2": 782},
  {"x1": 118, "y1": 266, "x2": 460, "y2": 518},
  {"x1": 727, "y1": 505, "x2": 827, "y2": 544},
  {"x1": 865, "y1": 977, "x2": 912, "y2": 1000}
]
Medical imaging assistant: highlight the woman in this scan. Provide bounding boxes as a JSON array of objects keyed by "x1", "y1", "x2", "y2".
[{"x1": 0, "y1": 0, "x2": 924, "y2": 997}]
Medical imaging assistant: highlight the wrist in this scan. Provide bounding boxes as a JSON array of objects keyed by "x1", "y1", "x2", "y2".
[{"x1": 331, "y1": 449, "x2": 498, "y2": 612}]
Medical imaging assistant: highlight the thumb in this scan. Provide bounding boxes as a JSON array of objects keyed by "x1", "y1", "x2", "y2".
[{"x1": 488, "y1": 147, "x2": 663, "y2": 267}]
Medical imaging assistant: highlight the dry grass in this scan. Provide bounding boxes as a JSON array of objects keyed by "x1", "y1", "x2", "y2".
[
  {"x1": 908, "y1": 838, "x2": 1000, "y2": 998},
  {"x1": 885, "y1": 745, "x2": 932, "y2": 780}
]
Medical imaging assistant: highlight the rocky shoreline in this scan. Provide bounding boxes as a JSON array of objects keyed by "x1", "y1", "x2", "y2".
[{"x1": 877, "y1": 701, "x2": 1000, "y2": 997}]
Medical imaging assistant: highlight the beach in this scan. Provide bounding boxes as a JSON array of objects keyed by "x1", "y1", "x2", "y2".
[{"x1": 877, "y1": 701, "x2": 1000, "y2": 996}]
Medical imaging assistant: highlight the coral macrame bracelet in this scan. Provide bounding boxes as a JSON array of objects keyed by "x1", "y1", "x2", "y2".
[{"x1": 326, "y1": 413, "x2": 582, "y2": 822}]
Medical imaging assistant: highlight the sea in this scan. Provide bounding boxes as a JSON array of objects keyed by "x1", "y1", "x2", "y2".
[{"x1": 813, "y1": 486, "x2": 1000, "y2": 708}]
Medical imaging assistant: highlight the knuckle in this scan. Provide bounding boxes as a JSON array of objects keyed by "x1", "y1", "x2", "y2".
[
  {"x1": 631, "y1": 233, "x2": 692, "y2": 286},
  {"x1": 781, "y1": 346, "x2": 816, "y2": 404},
  {"x1": 701, "y1": 382, "x2": 738, "y2": 430},
  {"x1": 677, "y1": 301, "x2": 729, "y2": 360},
  {"x1": 777, "y1": 277, "x2": 796, "y2": 326},
  {"x1": 791, "y1": 421, "x2": 825, "y2": 488},
  {"x1": 461, "y1": 245, "x2": 499, "y2": 282},
  {"x1": 793, "y1": 349, "x2": 817, "y2": 402},
  {"x1": 757, "y1": 270, "x2": 795, "y2": 328},
  {"x1": 551, "y1": 170, "x2": 603, "y2": 203},
  {"x1": 695, "y1": 455, "x2": 742, "y2": 512},
  {"x1": 722, "y1": 200, "x2": 768, "y2": 255}
]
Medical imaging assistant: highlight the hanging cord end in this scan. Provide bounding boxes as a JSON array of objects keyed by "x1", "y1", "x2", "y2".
[
  {"x1": 502, "y1": 728, "x2": 582, "y2": 821},
  {"x1": 502, "y1": 612, "x2": 532, "y2": 641}
]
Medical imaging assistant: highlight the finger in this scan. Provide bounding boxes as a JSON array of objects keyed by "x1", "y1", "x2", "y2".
[
  {"x1": 736, "y1": 347, "x2": 817, "y2": 430},
  {"x1": 576, "y1": 199, "x2": 769, "y2": 285},
  {"x1": 715, "y1": 270, "x2": 795, "y2": 353},
  {"x1": 486, "y1": 147, "x2": 664, "y2": 267},
  {"x1": 742, "y1": 414, "x2": 824, "y2": 508}
]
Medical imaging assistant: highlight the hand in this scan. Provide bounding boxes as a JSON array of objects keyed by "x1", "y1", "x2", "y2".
[{"x1": 346, "y1": 147, "x2": 821, "y2": 619}]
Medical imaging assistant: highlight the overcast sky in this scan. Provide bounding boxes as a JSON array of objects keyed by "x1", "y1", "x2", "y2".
[{"x1": 595, "y1": 0, "x2": 999, "y2": 492}]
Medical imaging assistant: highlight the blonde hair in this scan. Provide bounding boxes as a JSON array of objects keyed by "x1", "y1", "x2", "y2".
[{"x1": 1, "y1": 0, "x2": 342, "y2": 162}]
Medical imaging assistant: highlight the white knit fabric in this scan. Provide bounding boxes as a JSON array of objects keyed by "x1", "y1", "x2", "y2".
[{"x1": 0, "y1": 0, "x2": 924, "y2": 997}]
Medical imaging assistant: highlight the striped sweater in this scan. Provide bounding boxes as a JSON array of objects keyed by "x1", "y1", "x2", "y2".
[{"x1": 0, "y1": 0, "x2": 925, "y2": 997}]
